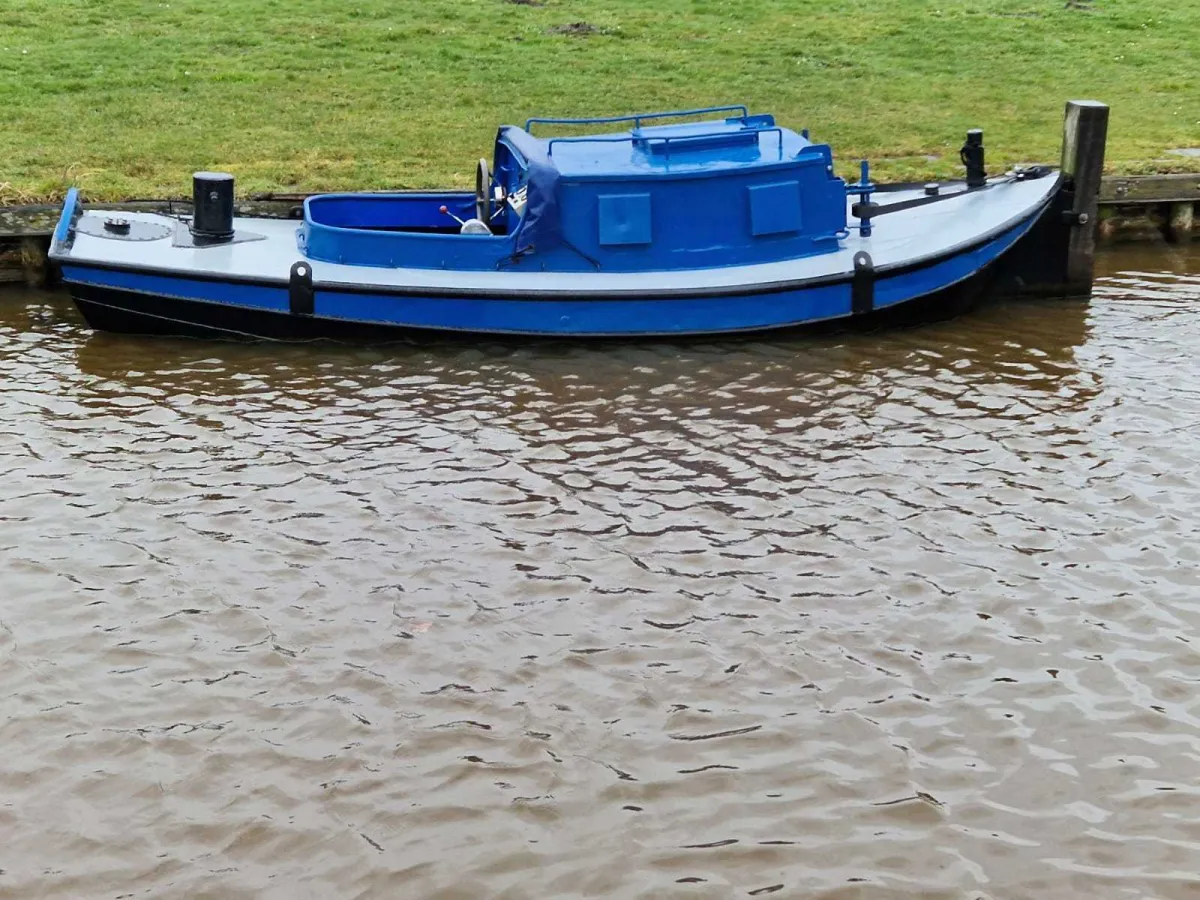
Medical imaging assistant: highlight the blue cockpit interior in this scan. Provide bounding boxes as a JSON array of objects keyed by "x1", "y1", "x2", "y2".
[{"x1": 299, "y1": 105, "x2": 851, "y2": 273}]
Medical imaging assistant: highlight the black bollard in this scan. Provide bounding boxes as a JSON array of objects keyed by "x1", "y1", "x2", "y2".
[
  {"x1": 192, "y1": 172, "x2": 235, "y2": 242},
  {"x1": 961, "y1": 130, "x2": 986, "y2": 189}
]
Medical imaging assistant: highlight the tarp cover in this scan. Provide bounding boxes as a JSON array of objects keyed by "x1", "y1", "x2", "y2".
[{"x1": 497, "y1": 126, "x2": 562, "y2": 256}]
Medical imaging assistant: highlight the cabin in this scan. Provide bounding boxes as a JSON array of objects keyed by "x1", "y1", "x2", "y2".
[{"x1": 299, "y1": 106, "x2": 850, "y2": 273}]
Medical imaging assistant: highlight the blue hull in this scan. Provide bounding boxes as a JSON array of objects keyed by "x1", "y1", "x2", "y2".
[{"x1": 60, "y1": 211, "x2": 1039, "y2": 340}]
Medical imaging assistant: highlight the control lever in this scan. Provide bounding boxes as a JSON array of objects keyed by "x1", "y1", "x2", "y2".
[
  {"x1": 489, "y1": 187, "x2": 508, "y2": 222},
  {"x1": 439, "y1": 205, "x2": 491, "y2": 235},
  {"x1": 439, "y1": 205, "x2": 468, "y2": 227}
]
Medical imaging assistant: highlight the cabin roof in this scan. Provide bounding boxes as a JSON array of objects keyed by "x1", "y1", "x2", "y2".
[{"x1": 504, "y1": 108, "x2": 824, "y2": 180}]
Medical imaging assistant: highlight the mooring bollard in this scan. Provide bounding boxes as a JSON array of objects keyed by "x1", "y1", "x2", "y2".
[{"x1": 1061, "y1": 99, "x2": 1110, "y2": 292}]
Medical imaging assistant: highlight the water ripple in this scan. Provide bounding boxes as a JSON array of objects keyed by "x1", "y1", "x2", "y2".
[{"x1": 1, "y1": 247, "x2": 1200, "y2": 897}]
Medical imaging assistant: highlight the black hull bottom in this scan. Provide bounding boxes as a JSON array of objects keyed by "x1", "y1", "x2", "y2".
[
  {"x1": 71, "y1": 283, "x2": 412, "y2": 344},
  {"x1": 66, "y1": 269, "x2": 993, "y2": 346}
]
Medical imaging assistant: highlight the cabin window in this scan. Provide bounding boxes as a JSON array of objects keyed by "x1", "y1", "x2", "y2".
[
  {"x1": 598, "y1": 193, "x2": 652, "y2": 247},
  {"x1": 748, "y1": 181, "x2": 803, "y2": 237}
]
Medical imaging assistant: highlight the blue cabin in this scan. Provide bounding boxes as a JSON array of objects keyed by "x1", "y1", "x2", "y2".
[{"x1": 299, "y1": 105, "x2": 850, "y2": 274}]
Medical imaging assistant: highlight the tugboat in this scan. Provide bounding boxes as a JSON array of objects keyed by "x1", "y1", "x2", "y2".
[{"x1": 48, "y1": 104, "x2": 1077, "y2": 340}]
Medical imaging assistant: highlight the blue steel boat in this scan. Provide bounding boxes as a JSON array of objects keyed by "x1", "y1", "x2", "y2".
[{"x1": 49, "y1": 105, "x2": 1073, "y2": 340}]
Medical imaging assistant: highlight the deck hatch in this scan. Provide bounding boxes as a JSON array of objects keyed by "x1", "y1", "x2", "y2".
[
  {"x1": 748, "y1": 181, "x2": 803, "y2": 236},
  {"x1": 598, "y1": 193, "x2": 652, "y2": 246}
]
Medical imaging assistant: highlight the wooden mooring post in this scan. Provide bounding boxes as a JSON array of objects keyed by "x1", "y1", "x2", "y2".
[{"x1": 1061, "y1": 100, "x2": 1110, "y2": 293}]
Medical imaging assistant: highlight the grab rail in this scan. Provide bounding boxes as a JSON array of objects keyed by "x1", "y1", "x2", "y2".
[
  {"x1": 526, "y1": 105, "x2": 750, "y2": 133},
  {"x1": 546, "y1": 126, "x2": 785, "y2": 160},
  {"x1": 53, "y1": 188, "x2": 80, "y2": 246}
]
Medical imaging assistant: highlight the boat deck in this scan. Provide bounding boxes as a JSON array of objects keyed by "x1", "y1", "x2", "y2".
[{"x1": 56, "y1": 176, "x2": 1059, "y2": 296}]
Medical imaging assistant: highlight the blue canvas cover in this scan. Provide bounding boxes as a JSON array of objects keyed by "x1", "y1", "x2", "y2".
[{"x1": 496, "y1": 126, "x2": 562, "y2": 256}]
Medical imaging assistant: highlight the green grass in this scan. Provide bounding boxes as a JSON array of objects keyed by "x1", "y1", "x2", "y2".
[{"x1": 0, "y1": 0, "x2": 1197, "y2": 202}]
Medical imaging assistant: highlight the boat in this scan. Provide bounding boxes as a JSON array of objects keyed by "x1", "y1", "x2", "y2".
[{"x1": 48, "y1": 104, "x2": 1080, "y2": 341}]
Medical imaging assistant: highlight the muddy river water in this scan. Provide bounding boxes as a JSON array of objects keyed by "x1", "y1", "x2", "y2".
[{"x1": 1, "y1": 245, "x2": 1199, "y2": 899}]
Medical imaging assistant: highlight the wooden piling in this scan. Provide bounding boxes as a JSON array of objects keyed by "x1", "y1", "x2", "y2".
[
  {"x1": 1061, "y1": 100, "x2": 1110, "y2": 292},
  {"x1": 19, "y1": 238, "x2": 48, "y2": 287},
  {"x1": 0, "y1": 247, "x2": 24, "y2": 283},
  {"x1": 1168, "y1": 202, "x2": 1195, "y2": 244}
]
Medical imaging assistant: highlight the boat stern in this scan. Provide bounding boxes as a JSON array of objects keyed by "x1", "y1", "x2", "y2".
[{"x1": 989, "y1": 100, "x2": 1110, "y2": 300}]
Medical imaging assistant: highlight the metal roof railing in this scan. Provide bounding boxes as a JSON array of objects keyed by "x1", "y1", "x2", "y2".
[
  {"x1": 545, "y1": 126, "x2": 785, "y2": 161},
  {"x1": 525, "y1": 105, "x2": 750, "y2": 133}
]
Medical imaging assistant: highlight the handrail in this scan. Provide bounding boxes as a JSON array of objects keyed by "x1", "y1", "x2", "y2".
[
  {"x1": 546, "y1": 134, "x2": 634, "y2": 157},
  {"x1": 526, "y1": 105, "x2": 749, "y2": 133},
  {"x1": 53, "y1": 188, "x2": 80, "y2": 246},
  {"x1": 547, "y1": 126, "x2": 785, "y2": 160}
]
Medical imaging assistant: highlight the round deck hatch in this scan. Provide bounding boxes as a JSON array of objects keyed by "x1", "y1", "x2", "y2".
[{"x1": 77, "y1": 217, "x2": 173, "y2": 242}]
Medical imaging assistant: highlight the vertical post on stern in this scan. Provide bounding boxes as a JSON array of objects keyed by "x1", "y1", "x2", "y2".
[
  {"x1": 854, "y1": 161, "x2": 875, "y2": 238},
  {"x1": 1061, "y1": 100, "x2": 1110, "y2": 293}
]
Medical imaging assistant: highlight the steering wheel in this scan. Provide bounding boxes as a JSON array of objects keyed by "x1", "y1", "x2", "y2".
[{"x1": 475, "y1": 158, "x2": 492, "y2": 223}]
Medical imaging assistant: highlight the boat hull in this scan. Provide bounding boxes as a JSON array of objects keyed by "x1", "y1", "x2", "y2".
[
  {"x1": 57, "y1": 209, "x2": 1044, "y2": 342},
  {"x1": 66, "y1": 264, "x2": 996, "y2": 341}
]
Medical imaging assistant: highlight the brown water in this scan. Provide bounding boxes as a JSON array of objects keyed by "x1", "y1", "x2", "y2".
[{"x1": 2, "y1": 246, "x2": 1200, "y2": 900}]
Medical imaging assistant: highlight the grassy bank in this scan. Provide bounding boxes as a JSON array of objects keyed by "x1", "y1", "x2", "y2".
[{"x1": 1, "y1": 0, "x2": 1197, "y2": 202}]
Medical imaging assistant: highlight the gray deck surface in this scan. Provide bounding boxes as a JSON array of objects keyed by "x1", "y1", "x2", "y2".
[{"x1": 54, "y1": 176, "x2": 1057, "y2": 294}]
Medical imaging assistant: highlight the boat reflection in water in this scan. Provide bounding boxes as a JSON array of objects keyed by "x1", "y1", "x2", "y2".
[{"x1": 59, "y1": 292, "x2": 1097, "y2": 430}]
